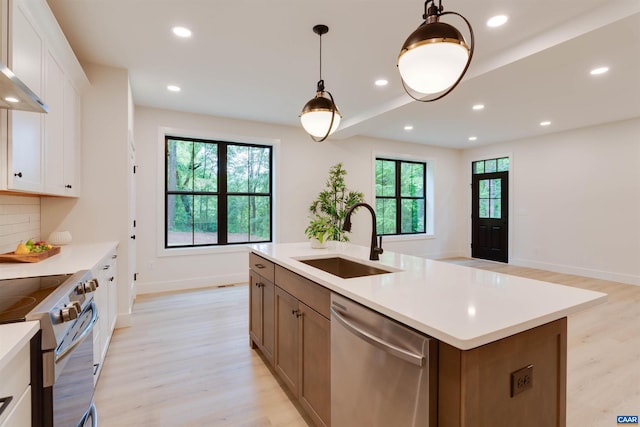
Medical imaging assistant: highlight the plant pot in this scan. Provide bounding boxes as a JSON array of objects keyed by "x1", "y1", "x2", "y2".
[{"x1": 310, "y1": 238, "x2": 329, "y2": 249}]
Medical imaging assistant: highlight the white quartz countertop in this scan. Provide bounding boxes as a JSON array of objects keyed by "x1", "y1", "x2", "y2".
[
  {"x1": 250, "y1": 242, "x2": 607, "y2": 350},
  {"x1": 0, "y1": 241, "x2": 118, "y2": 280},
  {"x1": 0, "y1": 321, "x2": 39, "y2": 372}
]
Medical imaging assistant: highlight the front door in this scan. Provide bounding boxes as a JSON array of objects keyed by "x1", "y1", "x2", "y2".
[{"x1": 471, "y1": 158, "x2": 509, "y2": 262}]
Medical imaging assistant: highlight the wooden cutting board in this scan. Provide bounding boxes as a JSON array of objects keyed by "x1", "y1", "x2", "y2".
[{"x1": 0, "y1": 246, "x2": 61, "y2": 263}]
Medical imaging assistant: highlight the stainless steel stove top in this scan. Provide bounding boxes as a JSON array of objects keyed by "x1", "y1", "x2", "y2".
[{"x1": 0, "y1": 270, "x2": 97, "y2": 350}]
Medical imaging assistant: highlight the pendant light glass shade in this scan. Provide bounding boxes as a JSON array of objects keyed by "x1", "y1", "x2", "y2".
[
  {"x1": 300, "y1": 25, "x2": 341, "y2": 142},
  {"x1": 300, "y1": 91, "x2": 342, "y2": 138},
  {"x1": 398, "y1": 0, "x2": 474, "y2": 101}
]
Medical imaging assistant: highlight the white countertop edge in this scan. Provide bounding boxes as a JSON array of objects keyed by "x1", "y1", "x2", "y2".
[
  {"x1": 0, "y1": 241, "x2": 119, "y2": 280},
  {"x1": 0, "y1": 321, "x2": 39, "y2": 371},
  {"x1": 251, "y1": 242, "x2": 608, "y2": 350}
]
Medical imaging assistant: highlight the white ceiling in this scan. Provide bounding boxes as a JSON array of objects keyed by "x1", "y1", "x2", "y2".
[{"x1": 47, "y1": 0, "x2": 640, "y2": 149}]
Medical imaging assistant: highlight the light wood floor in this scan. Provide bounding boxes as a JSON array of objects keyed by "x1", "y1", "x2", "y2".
[{"x1": 94, "y1": 260, "x2": 640, "y2": 427}]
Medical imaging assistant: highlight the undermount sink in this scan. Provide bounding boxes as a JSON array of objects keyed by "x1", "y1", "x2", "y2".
[{"x1": 297, "y1": 256, "x2": 396, "y2": 279}]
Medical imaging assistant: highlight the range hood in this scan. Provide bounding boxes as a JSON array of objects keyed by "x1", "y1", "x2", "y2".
[{"x1": 0, "y1": 62, "x2": 48, "y2": 113}]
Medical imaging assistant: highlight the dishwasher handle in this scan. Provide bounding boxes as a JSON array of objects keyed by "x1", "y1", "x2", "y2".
[{"x1": 330, "y1": 306, "x2": 425, "y2": 367}]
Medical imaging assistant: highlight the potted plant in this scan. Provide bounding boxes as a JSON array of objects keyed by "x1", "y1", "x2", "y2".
[
  {"x1": 306, "y1": 163, "x2": 364, "y2": 246},
  {"x1": 305, "y1": 215, "x2": 333, "y2": 248}
]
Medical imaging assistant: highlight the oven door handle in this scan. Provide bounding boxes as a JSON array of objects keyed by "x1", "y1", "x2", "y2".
[{"x1": 55, "y1": 301, "x2": 98, "y2": 363}]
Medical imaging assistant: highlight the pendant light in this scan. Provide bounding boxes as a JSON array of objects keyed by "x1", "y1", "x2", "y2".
[
  {"x1": 398, "y1": 0, "x2": 474, "y2": 102},
  {"x1": 300, "y1": 24, "x2": 342, "y2": 142}
]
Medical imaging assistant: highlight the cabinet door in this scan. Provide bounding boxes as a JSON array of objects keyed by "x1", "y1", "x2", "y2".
[
  {"x1": 299, "y1": 303, "x2": 331, "y2": 427},
  {"x1": 106, "y1": 254, "x2": 118, "y2": 332},
  {"x1": 8, "y1": 1, "x2": 44, "y2": 192},
  {"x1": 92, "y1": 279, "x2": 107, "y2": 381},
  {"x1": 43, "y1": 50, "x2": 64, "y2": 195},
  {"x1": 275, "y1": 286, "x2": 299, "y2": 396},
  {"x1": 262, "y1": 279, "x2": 275, "y2": 363},
  {"x1": 62, "y1": 78, "x2": 80, "y2": 195},
  {"x1": 249, "y1": 270, "x2": 263, "y2": 347}
]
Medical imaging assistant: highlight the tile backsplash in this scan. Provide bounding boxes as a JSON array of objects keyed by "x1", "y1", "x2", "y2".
[{"x1": 0, "y1": 195, "x2": 41, "y2": 254}]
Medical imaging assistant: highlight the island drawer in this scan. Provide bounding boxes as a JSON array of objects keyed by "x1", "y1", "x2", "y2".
[
  {"x1": 250, "y1": 253, "x2": 275, "y2": 282},
  {"x1": 275, "y1": 265, "x2": 330, "y2": 319}
]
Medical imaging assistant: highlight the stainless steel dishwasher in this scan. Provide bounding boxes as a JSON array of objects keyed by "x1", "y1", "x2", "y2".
[{"x1": 330, "y1": 293, "x2": 438, "y2": 427}]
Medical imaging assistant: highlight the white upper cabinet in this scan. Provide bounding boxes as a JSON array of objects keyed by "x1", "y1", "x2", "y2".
[
  {"x1": 63, "y1": 77, "x2": 80, "y2": 195},
  {"x1": 7, "y1": 0, "x2": 44, "y2": 193},
  {"x1": 4, "y1": 0, "x2": 87, "y2": 196},
  {"x1": 43, "y1": 50, "x2": 64, "y2": 194}
]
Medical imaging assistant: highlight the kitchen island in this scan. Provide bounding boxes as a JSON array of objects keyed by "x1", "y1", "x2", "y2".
[{"x1": 249, "y1": 242, "x2": 607, "y2": 427}]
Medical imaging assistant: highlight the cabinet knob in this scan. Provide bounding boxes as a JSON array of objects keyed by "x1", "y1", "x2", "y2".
[
  {"x1": 65, "y1": 184, "x2": 72, "y2": 189},
  {"x1": 291, "y1": 309, "x2": 302, "y2": 318},
  {"x1": 14, "y1": 172, "x2": 23, "y2": 178},
  {"x1": 130, "y1": 235, "x2": 136, "y2": 240}
]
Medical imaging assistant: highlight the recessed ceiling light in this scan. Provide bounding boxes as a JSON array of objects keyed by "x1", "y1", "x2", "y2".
[
  {"x1": 4, "y1": 96, "x2": 19, "y2": 103},
  {"x1": 590, "y1": 66, "x2": 609, "y2": 75},
  {"x1": 472, "y1": 104, "x2": 485, "y2": 110},
  {"x1": 404, "y1": 125, "x2": 413, "y2": 131},
  {"x1": 468, "y1": 136, "x2": 478, "y2": 141},
  {"x1": 375, "y1": 79, "x2": 388, "y2": 86},
  {"x1": 540, "y1": 121, "x2": 551, "y2": 126},
  {"x1": 172, "y1": 26, "x2": 192, "y2": 38},
  {"x1": 167, "y1": 85, "x2": 181, "y2": 92},
  {"x1": 487, "y1": 15, "x2": 508, "y2": 28}
]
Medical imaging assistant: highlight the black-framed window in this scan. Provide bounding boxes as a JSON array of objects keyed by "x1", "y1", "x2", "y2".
[
  {"x1": 165, "y1": 135, "x2": 272, "y2": 248},
  {"x1": 375, "y1": 158, "x2": 426, "y2": 235}
]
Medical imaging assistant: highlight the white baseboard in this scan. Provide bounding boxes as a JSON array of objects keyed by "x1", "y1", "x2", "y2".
[
  {"x1": 510, "y1": 257, "x2": 640, "y2": 286},
  {"x1": 136, "y1": 272, "x2": 249, "y2": 295}
]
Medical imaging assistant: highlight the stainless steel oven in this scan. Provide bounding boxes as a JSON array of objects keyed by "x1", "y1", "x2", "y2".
[{"x1": 0, "y1": 270, "x2": 99, "y2": 427}]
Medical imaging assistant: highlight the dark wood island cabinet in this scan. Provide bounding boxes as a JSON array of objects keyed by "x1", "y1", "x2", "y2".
[
  {"x1": 249, "y1": 246, "x2": 604, "y2": 427},
  {"x1": 249, "y1": 253, "x2": 330, "y2": 427}
]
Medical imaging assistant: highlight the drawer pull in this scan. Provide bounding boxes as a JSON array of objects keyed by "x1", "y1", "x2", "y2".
[
  {"x1": 0, "y1": 396, "x2": 14, "y2": 417},
  {"x1": 255, "y1": 263, "x2": 266, "y2": 269}
]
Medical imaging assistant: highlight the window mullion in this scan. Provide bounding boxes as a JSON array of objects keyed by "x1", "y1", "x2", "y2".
[
  {"x1": 395, "y1": 160, "x2": 402, "y2": 235},
  {"x1": 219, "y1": 143, "x2": 228, "y2": 244}
]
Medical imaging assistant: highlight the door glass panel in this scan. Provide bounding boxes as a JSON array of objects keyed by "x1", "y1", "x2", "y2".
[
  {"x1": 490, "y1": 179, "x2": 501, "y2": 198},
  {"x1": 485, "y1": 159, "x2": 497, "y2": 173},
  {"x1": 490, "y1": 198, "x2": 501, "y2": 219},
  {"x1": 473, "y1": 161, "x2": 484, "y2": 174},
  {"x1": 479, "y1": 179, "x2": 490, "y2": 198},
  {"x1": 478, "y1": 179, "x2": 502, "y2": 219},
  {"x1": 497, "y1": 158, "x2": 510, "y2": 172},
  {"x1": 479, "y1": 199, "x2": 489, "y2": 218}
]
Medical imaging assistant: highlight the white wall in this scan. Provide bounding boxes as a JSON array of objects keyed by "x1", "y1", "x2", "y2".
[
  {"x1": 41, "y1": 63, "x2": 135, "y2": 324},
  {"x1": 462, "y1": 118, "x2": 640, "y2": 285},
  {"x1": 134, "y1": 106, "x2": 465, "y2": 293}
]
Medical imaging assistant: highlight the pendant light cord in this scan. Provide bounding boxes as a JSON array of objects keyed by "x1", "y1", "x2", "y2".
[{"x1": 319, "y1": 32, "x2": 322, "y2": 82}]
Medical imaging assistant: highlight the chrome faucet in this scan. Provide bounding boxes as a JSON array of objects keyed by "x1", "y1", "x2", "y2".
[{"x1": 342, "y1": 202, "x2": 384, "y2": 261}]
